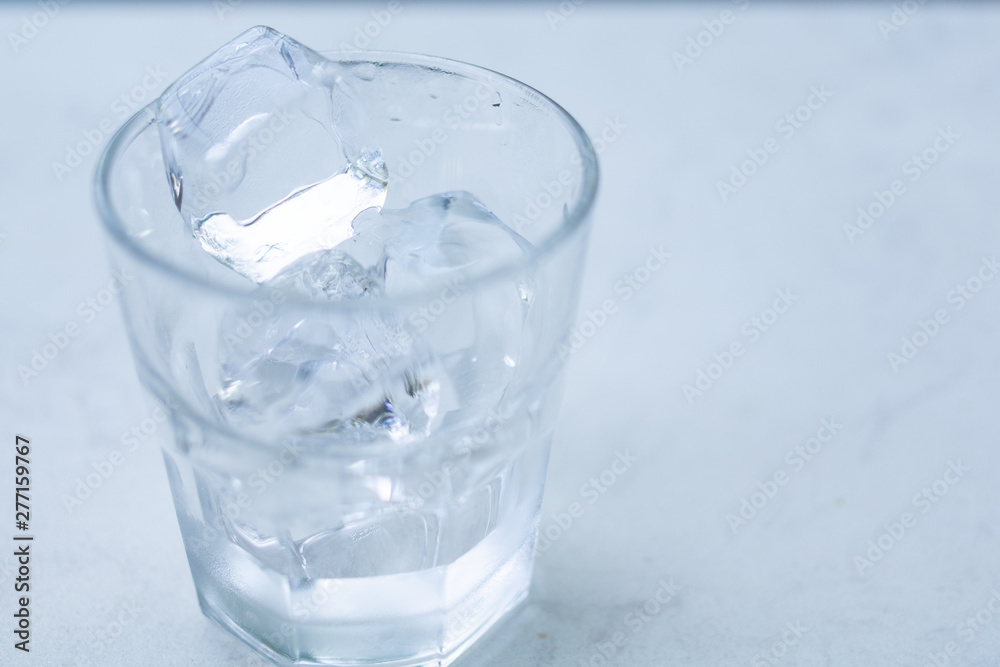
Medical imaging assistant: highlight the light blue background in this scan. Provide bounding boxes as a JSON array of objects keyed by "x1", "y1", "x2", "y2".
[{"x1": 2, "y1": 2, "x2": 999, "y2": 665}]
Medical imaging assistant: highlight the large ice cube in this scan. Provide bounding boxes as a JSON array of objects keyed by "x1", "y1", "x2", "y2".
[
  {"x1": 349, "y1": 193, "x2": 536, "y2": 418},
  {"x1": 156, "y1": 26, "x2": 386, "y2": 283}
]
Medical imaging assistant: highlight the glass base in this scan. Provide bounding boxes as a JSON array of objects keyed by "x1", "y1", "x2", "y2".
[{"x1": 191, "y1": 509, "x2": 538, "y2": 666}]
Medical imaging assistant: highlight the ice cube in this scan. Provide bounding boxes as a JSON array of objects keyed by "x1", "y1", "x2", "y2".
[
  {"x1": 349, "y1": 191, "x2": 533, "y2": 296},
  {"x1": 215, "y1": 252, "x2": 448, "y2": 441},
  {"x1": 267, "y1": 247, "x2": 383, "y2": 301},
  {"x1": 156, "y1": 26, "x2": 386, "y2": 283},
  {"x1": 344, "y1": 193, "x2": 535, "y2": 418}
]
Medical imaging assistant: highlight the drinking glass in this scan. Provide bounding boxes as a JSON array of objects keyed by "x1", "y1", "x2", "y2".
[{"x1": 95, "y1": 50, "x2": 597, "y2": 667}]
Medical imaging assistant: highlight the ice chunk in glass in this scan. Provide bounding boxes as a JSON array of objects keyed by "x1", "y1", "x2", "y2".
[
  {"x1": 213, "y1": 191, "x2": 532, "y2": 442},
  {"x1": 155, "y1": 25, "x2": 387, "y2": 283}
]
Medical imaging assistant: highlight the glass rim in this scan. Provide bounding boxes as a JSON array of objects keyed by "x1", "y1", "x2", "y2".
[{"x1": 93, "y1": 49, "x2": 599, "y2": 310}]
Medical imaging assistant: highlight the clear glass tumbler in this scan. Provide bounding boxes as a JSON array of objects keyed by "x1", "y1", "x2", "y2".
[{"x1": 95, "y1": 50, "x2": 597, "y2": 666}]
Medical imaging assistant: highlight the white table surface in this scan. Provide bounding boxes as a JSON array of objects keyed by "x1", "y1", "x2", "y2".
[{"x1": 3, "y1": 2, "x2": 1000, "y2": 665}]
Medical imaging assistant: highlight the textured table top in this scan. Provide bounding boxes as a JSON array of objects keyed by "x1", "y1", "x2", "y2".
[{"x1": 3, "y1": 2, "x2": 1000, "y2": 665}]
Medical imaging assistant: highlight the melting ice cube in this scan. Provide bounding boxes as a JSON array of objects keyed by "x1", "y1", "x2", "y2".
[{"x1": 155, "y1": 26, "x2": 387, "y2": 283}]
